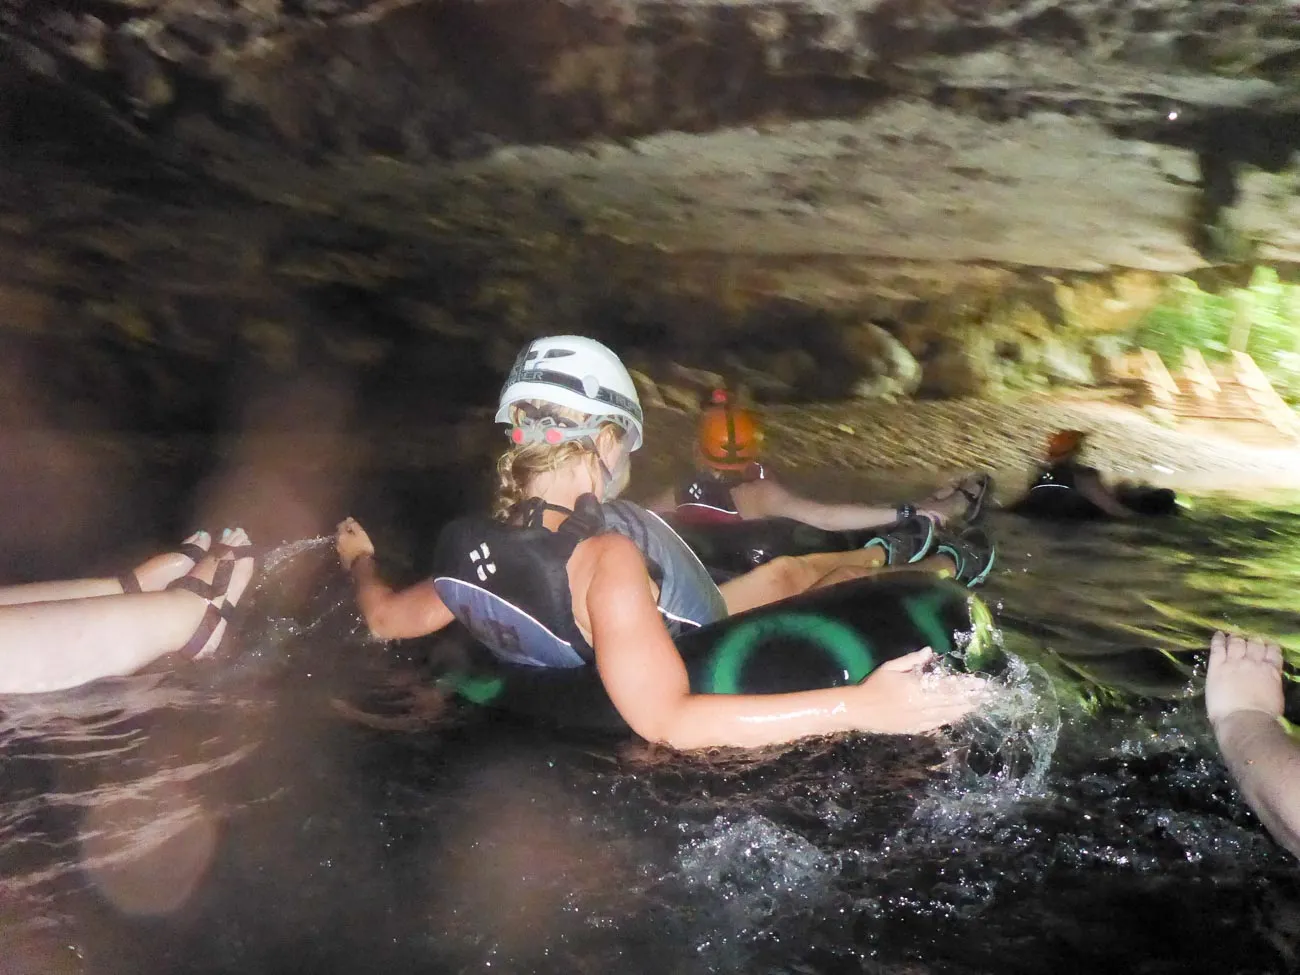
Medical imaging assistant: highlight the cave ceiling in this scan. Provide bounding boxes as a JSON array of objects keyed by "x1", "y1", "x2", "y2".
[{"x1": 4, "y1": 0, "x2": 1300, "y2": 274}]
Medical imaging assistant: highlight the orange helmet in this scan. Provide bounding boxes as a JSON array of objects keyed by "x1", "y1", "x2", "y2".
[
  {"x1": 1046, "y1": 429, "x2": 1087, "y2": 462},
  {"x1": 697, "y1": 389, "x2": 763, "y2": 471}
]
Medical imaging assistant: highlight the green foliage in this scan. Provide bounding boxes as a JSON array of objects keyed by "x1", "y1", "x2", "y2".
[{"x1": 1133, "y1": 268, "x2": 1300, "y2": 403}]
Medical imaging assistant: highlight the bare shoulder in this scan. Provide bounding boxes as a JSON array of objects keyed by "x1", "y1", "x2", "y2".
[
  {"x1": 568, "y1": 532, "x2": 646, "y2": 597},
  {"x1": 573, "y1": 531, "x2": 645, "y2": 577}
]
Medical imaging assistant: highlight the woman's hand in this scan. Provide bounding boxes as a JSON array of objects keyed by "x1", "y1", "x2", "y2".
[
  {"x1": 336, "y1": 517, "x2": 376, "y2": 571},
  {"x1": 853, "y1": 648, "x2": 989, "y2": 734}
]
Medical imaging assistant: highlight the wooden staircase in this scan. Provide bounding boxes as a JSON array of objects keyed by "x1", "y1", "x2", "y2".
[{"x1": 1107, "y1": 348, "x2": 1300, "y2": 440}]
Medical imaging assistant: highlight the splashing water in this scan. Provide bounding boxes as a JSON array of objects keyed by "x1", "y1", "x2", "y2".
[{"x1": 259, "y1": 535, "x2": 334, "y2": 574}]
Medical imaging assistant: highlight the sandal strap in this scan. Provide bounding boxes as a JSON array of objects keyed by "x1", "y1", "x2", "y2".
[
  {"x1": 168, "y1": 550, "x2": 251, "y2": 659},
  {"x1": 958, "y1": 473, "x2": 993, "y2": 522},
  {"x1": 118, "y1": 572, "x2": 143, "y2": 594},
  {"x1": 936, "y1": 529, "x2": 995, "y2": 587},
  {"x1": 211, "y1": 541, "x2": 255, "y2": 560},
  {"x1": 175, "y1": 604, "x2": 222, "y2": 660},
  {"x1": 165, "y1": 559, "x2": 235, "y2": 601},
  {"x1": 176, "y1": 541, "x2": 209, "y2": 563}
]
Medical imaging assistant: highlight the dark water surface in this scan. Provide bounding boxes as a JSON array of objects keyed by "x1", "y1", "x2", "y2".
[{"x1": 3, "y1": 498, "x2": 1300, "y2": 975}]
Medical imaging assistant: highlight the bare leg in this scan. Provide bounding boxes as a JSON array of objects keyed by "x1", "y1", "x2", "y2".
[
  {"x1": 0, "y1": 532, "x2": 212, "y2": 607},
  {"x1": 0, "y1": 531, "x2": 252, "y2": 695},
  {"x1": 720, "y1": 550, "x2": 957, "y2": 616}
]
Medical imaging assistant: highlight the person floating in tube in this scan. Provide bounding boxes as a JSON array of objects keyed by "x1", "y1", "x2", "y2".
[
  {"x1": 1010, "y1": 430, "x2": 1178, "y2": 521},
  {"x1": 335, "y1": 336, "x2": 992, "y2": 750},
  {"x1": 653, "y1": 388, "x2": 993, "y2": 531}
]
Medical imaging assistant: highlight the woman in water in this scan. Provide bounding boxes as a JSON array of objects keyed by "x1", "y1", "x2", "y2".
[
  {"x1": 337, "y1": 336, "x2": 989, "y2": 750},
  {"x1": 0, "y1": 529, "x2": 255, "y2": 695}
]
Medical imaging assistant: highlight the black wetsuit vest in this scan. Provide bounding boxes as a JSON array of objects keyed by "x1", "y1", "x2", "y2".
[
  {"x1": 674, "y1": 462, "x2": 766, "y2": 520},
  {"x1": 432, "y1": 495, "x2": 726, "y2": 669},
  {"x1": 1017, "y1": 460, "x2": 1104, "y2": 519},
  {"x1": 1015, "y1": 460, "x2": 1178, "y2": 520}
]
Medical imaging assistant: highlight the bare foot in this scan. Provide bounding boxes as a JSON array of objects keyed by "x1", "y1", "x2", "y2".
[
  {"x1": 1206, "y1": 631, "x2": 1285, "y2": 727},
  {"x1": 128, "y1": 531, "x2": 212, "y2": 591},
  {"x1": 920, "y1": 473, "x2": 987, "y2": 524}
]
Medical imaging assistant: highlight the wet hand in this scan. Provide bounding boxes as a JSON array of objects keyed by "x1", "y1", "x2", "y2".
[
  {"x1": 1206, "y1": 631, "x2": 1284, "y2": 726},
  {"x1": 336, "y1": 517, "x2": 376, "y2": 571},
  {"x1": 856, "y1": 647, "x2": 990, "y2": 734}
]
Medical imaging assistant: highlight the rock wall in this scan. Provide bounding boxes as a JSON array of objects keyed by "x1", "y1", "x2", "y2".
[
  {"x1": 0, "y1": 136, "x2": 1183, "y2": 434},
  {"x1": 6, "y1": 0, "x2": 1300, "y2": 267},
  {"x1": 3, "y1": 0, "x2": 1300, "y2": 429},
  {"x1": 6, "y1": 0, "x2": 1300, "y2": 157}
]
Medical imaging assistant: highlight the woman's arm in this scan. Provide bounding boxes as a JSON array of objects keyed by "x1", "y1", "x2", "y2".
[
  {"x1": 575, "y1": 534, "x2": 986, "y2": 750},
  {"x1": 1207, "y1": 631, "x2": 1300, "y2": 858},
  {"x1": 349, "y1": 556, "x2": 456, "y2": 640},
  {"x1": 338, "y1": 517, "x2": 455, "y2": 640}
]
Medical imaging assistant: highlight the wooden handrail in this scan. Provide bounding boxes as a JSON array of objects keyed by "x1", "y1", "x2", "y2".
[
  {"x1": 1181, "y1": 347, "x2": 1220, "y2": 401},
  {"x1": 1232, "y1": 351, "x2": 1271, "y2": 391},
  {"x1": 1230, "y1": 351, "x2": 1300, "y2": 437},
  {"x1": 1138, "y1": 348, "x2": 1181, "y2": 405}
]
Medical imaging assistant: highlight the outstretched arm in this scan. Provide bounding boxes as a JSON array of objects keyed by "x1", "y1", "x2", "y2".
[
  {"x1": 1072, "y1": 470, "x2": 1136, "y2": 519},
  {"x1": 1207, "y1": 631, "x2": 1300, "y2": 858},
  {"x1": 575, "y1": 534, "x2": 986, "y2": 750},
  {"x1": 731, "y1": 479, "x2": 900, "y2": 531},
  {"x1": 338, "y1": 518, "x2": 455, "y2": 640}
]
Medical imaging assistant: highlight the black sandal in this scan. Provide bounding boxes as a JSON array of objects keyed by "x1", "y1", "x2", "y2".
[
  {"x1": 166, "y1": 556, "x2": 249, "y2": 660},
  {"x1": 927, "y1": 472, "x2": 994, "y2": 525},
  {"x1": 934, "y1": 525, "x2": 996, "y2": 588},
  {"x1": 863, "y1": 515, "x2": 937, "y2": 565},
  {"x1": 956, "y1": 473, "x2": 994, "y2": 524},
  {"x1": 118, "y1": 533, "x2": 211, "y2": 594}
]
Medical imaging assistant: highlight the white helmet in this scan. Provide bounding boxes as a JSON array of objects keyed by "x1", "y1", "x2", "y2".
[{"x1": 496, "y1": 335, "x2": 644, "y2": 451}]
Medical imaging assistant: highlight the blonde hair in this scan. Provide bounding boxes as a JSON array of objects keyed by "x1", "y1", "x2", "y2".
[{"x1": 493, "y1": 401, "x2": 627, "y2": 520}]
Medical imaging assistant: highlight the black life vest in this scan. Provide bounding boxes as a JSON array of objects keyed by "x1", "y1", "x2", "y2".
[
  {"x1": 1028, "y1": 460, "x2": 1085, "y2": 493},
  {"x1": 1017, "y1": 460, "x2": 1105, "y2": 519},
  {"x1": 432, "y1": 495, "x2": 725, "y2": 669},
  {"x1": 674, "y1": 462, "x2": 766, "y2": 521}
]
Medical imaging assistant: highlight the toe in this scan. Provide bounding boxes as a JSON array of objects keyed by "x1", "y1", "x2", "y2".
[
  {"x1": 1210, "y1": 630, "x2": 1228, "y2": 661},
  {"x1": 1225, "y1": 632, "x2": 1248, "y2": 660},
  {"x1": 1244, "y1": 635, "x2": 1269, "y2": 663}
]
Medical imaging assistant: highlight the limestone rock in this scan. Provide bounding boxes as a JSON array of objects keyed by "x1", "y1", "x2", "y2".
[
  {"x1": 1035, "y1": 337, "x2": 1096, "y2": 387},
  {"x1": 6, "y1": 0, "x2": 1300, "y2": 273},
  {"x1": 5, "y1": 0, "x2": 1300, "y2": 430},
  {"x1": 845, "y1": 322, "x2": 922, "y2": 401},
  {"x1": 920, "y1": 337, "x2": 999, "y2": 399},
  {"x1": 628, "y1": 368, "x2": 669, "y2": 410}
]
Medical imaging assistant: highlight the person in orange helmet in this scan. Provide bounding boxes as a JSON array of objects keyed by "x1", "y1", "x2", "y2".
[
  {"x1": 656, "y1": 389, "x2": 993, "y2": 532},
  {"x1": 1011, "y1": 429, "x2": 1176, "y2": 520}
]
